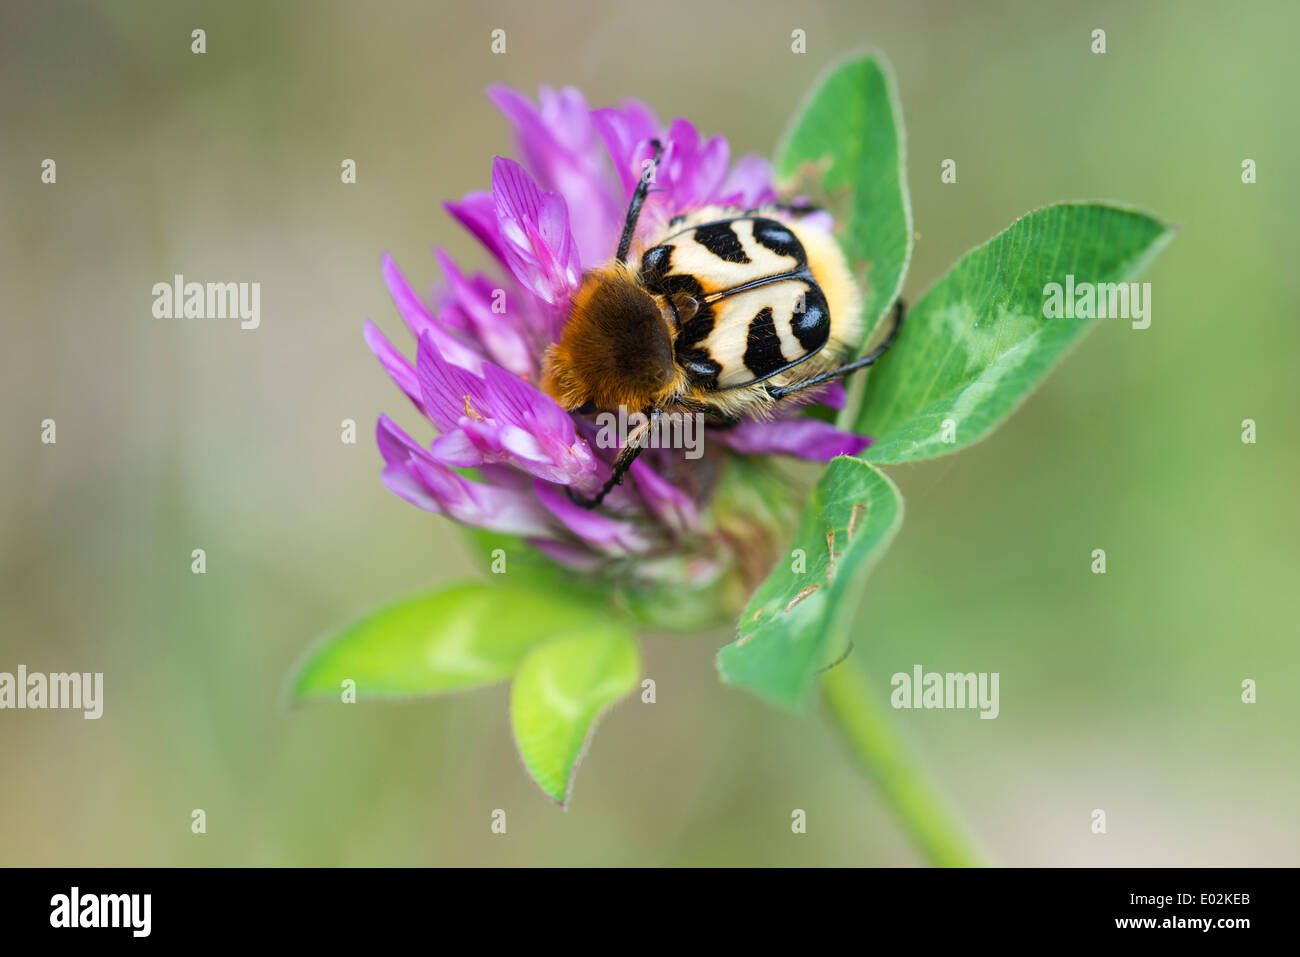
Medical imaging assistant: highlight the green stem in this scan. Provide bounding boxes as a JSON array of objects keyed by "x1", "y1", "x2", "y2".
[{"x1": 821, "y1": 661, "x2": 987, "y2": 867}]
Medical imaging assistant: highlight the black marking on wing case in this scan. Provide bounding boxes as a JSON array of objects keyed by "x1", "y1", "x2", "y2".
[
  {"x1": 750, "y1": 218, "x2": 804, "y2": 260},
  {"x1": 743, "y1": 307, "x2": 786, "y2": 378},
  {"x1": 653, "y1": 272, "x2": 720, "y2": 388},
  {"x1": 656, "y1": 215, "x2": 808, "y2": 259},
  {"x1": 791, "y1": 282, "x2": 831, "y2": 351},
  {"x1": 678, "y1": 349, "x2": 721, "y2": 388},
  {"x1": 640, "y1": 244, "x2": 673, "y2": 287},
  {"x1": 692, "y1": 221, "x2": 751, "y2": 263}
]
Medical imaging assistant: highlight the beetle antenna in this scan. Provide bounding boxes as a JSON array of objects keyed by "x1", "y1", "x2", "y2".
[{"x1": 616, "y1": 140, "x2": 664, "y2": 263}]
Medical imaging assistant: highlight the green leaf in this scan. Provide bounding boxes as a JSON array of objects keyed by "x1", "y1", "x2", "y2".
[
  {"x1": 717, "y1": 457, "x2": 903, "y2": 710},
  {"x1": 289, "y1": 581, "x2": 614, "y2": 703},
  {"x1": 856, "y1": 202, "x2": 1175, "y2": 463},
  {"x1": 510, "y1": 627, "x2": 640, "y2": 805},
  {"x1": 776, "y1": 50, "x2": 913, "y2": 345}
]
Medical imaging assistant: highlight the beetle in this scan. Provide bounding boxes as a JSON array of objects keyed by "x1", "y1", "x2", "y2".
[{"x1": 542, "y1": 140, "x2": 903, "y2": 507}]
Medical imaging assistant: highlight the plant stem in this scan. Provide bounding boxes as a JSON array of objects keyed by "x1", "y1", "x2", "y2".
[{"x1": 821, "y1": 661, "x2": 987, "y2": 866}]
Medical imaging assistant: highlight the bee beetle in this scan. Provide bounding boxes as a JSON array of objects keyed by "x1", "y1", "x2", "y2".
[{"x1": 542, "y1": 140, "x2": 905, "y2": 508}]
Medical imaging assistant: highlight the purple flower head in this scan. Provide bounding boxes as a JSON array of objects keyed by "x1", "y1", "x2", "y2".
[{"x1": 366, "y1": 86, "x2": 870, "y2": 601}]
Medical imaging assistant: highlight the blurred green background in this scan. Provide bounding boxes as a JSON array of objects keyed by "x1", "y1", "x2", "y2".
[{"x1": 2, "y1": 0, "x2": 1296, "y2": 866}]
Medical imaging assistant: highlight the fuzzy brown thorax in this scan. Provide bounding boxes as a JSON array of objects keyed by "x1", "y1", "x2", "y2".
[{"x1": 542, "y1": 264, "x2": 683, "y2": 412}]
